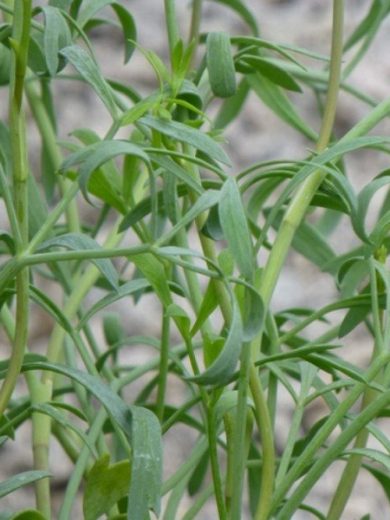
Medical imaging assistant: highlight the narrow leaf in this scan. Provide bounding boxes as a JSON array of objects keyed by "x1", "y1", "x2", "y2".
[
  {"x1": 111, "y1": 3, "x2": 137, "y2": 63},
  {"x1": 42, "y1": 6, "x2": 72, "y2": 76},
  {"x1": 157, "y1": 190, "x2": 220, "y2": 246},
  {"x1": 132, "y1": 253, "x2": 172, "y2": 307},
  {"x1": 60, "y1": 45, "x2": 118, "y2": 117},
  {"x1": 219, "y1": 178, "x2": 254, "y2": 279},
  {"x1": 0, "y1": 471, "x2": 51, "y2": 499},
  {"x1": 77, "y1": 0, "x2": 114, "y2": 28},
  {"x1": 189, "y1": 297, "x2": 243, "y2": 386},
  {"x1": 79, "y1": 279, "x2": 150, "y2": 327},
  {"x1": 247, "y1": 73, "x2": 317, "y2": 140},
  {"x1": 37, "y1": 233, "x2": 119, "y2": 290},
  {"x1": 212, "y1": 0, "x2": 259, "y2": 35},
  {"x1": 21, "y1": 361, "x2": 162, "y2": 518},
  {"x1": 240, "y1": 56, "x2": 302, "y2": 92},
  {"x1": 207, "y1": 32, "x2": 236, "y2": 98},
  {"x1": 76, "y1": 140, "x2": 149, "y2": 202},
  {"x1": 140, "y1": 115, "x2": 231, "y2": 165},
  {"x1": 345, "y1": 448, "x2": 390, "y2": 472}
]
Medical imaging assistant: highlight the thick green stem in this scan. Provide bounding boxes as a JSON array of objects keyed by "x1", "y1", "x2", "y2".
[
  {"x1": 250, "y1": 367, "x2": 275, "y2": 520},
  {"x1": 0, "y1": 0, "x2": 31, "y2": 415},
  {"x1": 31, "y1": 223, "x2": 123, "y2": 518},
  {"x1": 249, "y1": 3, "x2": 344, "y2": 518},
  {"x1": 164, "y1": 0, "x2": 180, "y2": 60},
  {"x1": 188, "y1": 0, "x2": 203, "y2": 66}
]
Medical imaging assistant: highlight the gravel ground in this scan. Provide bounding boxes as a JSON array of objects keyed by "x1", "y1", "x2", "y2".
[{"x1": 1, "y1": 1, "x2": 390, "y2": 518}]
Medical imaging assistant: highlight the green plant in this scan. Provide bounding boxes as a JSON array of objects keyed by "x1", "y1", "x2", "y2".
[{"x1": 1, "y1": 0, "x2": 390, "y2": 518}]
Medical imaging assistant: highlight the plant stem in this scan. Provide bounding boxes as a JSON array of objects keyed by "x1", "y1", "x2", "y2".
[
  {"x1": 207, "y1": 406, "x2": 227, "y2": 520},
  {"x1": 32, "y1": 222, "x2": 123, "y2": 517},
  {"x1": 326, "y1": 258, "x2": 385, "y2": 519},
  {"x1": 189, "y1": 0, "x2": 202, "y2": 44},
  {"x1": 326, "y1": 388, "x2": 375, "y2": 520},
  {"x1": 156, "y1": 311, "x2": 171, "y2": 421},
  {"x1": 25, "y1": 80, "x2": 80, "y2": 234},
  {"x1": 0, "y1": 0, "x2": 31, "y2": 415},
  {"x1": 270, "y1": 353, "x2": 388, "y2": 515},
  {"x1": 228, "y1": 341, "x2": 251, "y2": 519},
  {"x1": 249, "y1": 3, "x2": 344, "y2": 518},
  {"x1": 250, "y1": 366, "x2": 275, "y2": 520},
  {"x1": 277, "y1": 370, "x2": 390, "y2": 519},
  {"x1": 164, "y1": 0, "x2": 180, "y2": 60},
  {"x1": 26, "y1": 183, "x2": 79, "y2": 254}
]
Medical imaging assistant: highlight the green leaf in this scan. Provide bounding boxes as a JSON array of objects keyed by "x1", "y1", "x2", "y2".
[
  {"x1": 60, "y1": 45, "x2": 118, "y2": 117},
  {"x1": 339, "y1": 304, "x2": 370, "y2": 338},
  {"x1": 219, "y1": 178, "x2": 254, "y2": 279},
  {"x1": 255, "y1": 344, "x2": 338, "y2": 368},
  {"x1": 37, "y1": 233, "x2": 119, "y2": 290},
  {"x1": 120, "y1": 94, "x2": 162, "y2": 126},
  {"x1": 238, "y1": 283, "x2": 264, "y2": 341},
  {"x1": 215, "y1": 78, "x2": 250, "y2": 129},
  {"x1": 79, "y1": 279, "x2": 150, "y2": 328},
  {"x1": 32, "y1": 403, "x2": 96, "y2": 456},
  {"x1": 189, "y1": 296, "x2": 243, "y2": 386},
  {"x1": 21, "y1": 361, "x2": 162, "y2": 518},
  {"x1": 353, "y1": 172, "x2": 390, "y2": 242},
  {"x1": 191, "y1": 282, "x2": 219, "y2": 337},
  {"x1": 174, "y1": 79, "x2": 204, "y2": 114},
  {"x1": 10, "y1": 510, "x2": 47, "y2": 520},
  {"x1": 363, "y1": 463, "x2": 390, "y2": 502},
  {"x1": 0, "y1": 230, "x2": 14, "y2": 254},
  {"x1": 76, "y1": 140, "x2": 149, "y2": 203},
  {"x1": 166, "y1": 303, "x2": 191, "y2": 337},
  {"x1": 259, "y1": 137, "x2": 384, "y2": 249},
  {"x1": 306, "y1": 353, "x2": 367, "y2": 383},
  {"x1": 127, "y1": 406, "x2": 162, "y2": 518},
  {"x1": 147, "y1": 153, "x2": 203, "y2": 195},
  {"x1": 156, "y1": 190, "x2": 220, "y2": 246},
  {"x1": 111, "y1": 3, "x2": 137, "y2": 63},
  {"x1": 345, "y1": 448, "x2": 390, "y2": 472},
  {"x1": 49, "y1": 0, "x2": 72, "y2": 8},
  {"x1": 211, "y1": 0, "x2": 259, "y2": 35},
  {"x1": 188, "y1": 450, "x2": 209, "y2": 496},
  {"x1": 139, "y1": 115, "x2": 231, "y2": 165},
  {"x1": 298, "y1": 504, "x2": 326, "y2": 520},
  {"x1": 41, "y1": 6, "x2": 72, "y2": 76},
  {"x1": 84, "y1": 455, "x2": 130, "y2": 520},
  {"x1": 240, "y1": 56, "x2": 302, "y2": 92},
  {"x1": 77, "y1": 0, "x2": 114, "y2": 28},
  {"x1": 247, "y1": 73, "x2": 317, "y2": 140},
  {"x1": 103, "y1": 313, "x2": 125, "y2": 346},
  {"x1": 344, "y1": 0, "x2": 383, "y2": 52},
  {"x1": 207, "y1": 32, "x2": 237, "y2": 98},
  {"x1": 231, "y1": 36, "x2": 310, "y2": 69},
  {"x1": 132, "y1": 253, "x2": 172, "y2": 307},
  {"x1": 0, "y1": 471, "x2": 51, "y2": 499},
  {"x1": 71, "y1": 129, "x2": 126, "y2": 212}
]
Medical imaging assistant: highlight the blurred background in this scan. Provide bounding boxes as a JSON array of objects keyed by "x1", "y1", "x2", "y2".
[{"x1": 1, "y1": 0, "x2": 390, "y2": 517}]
